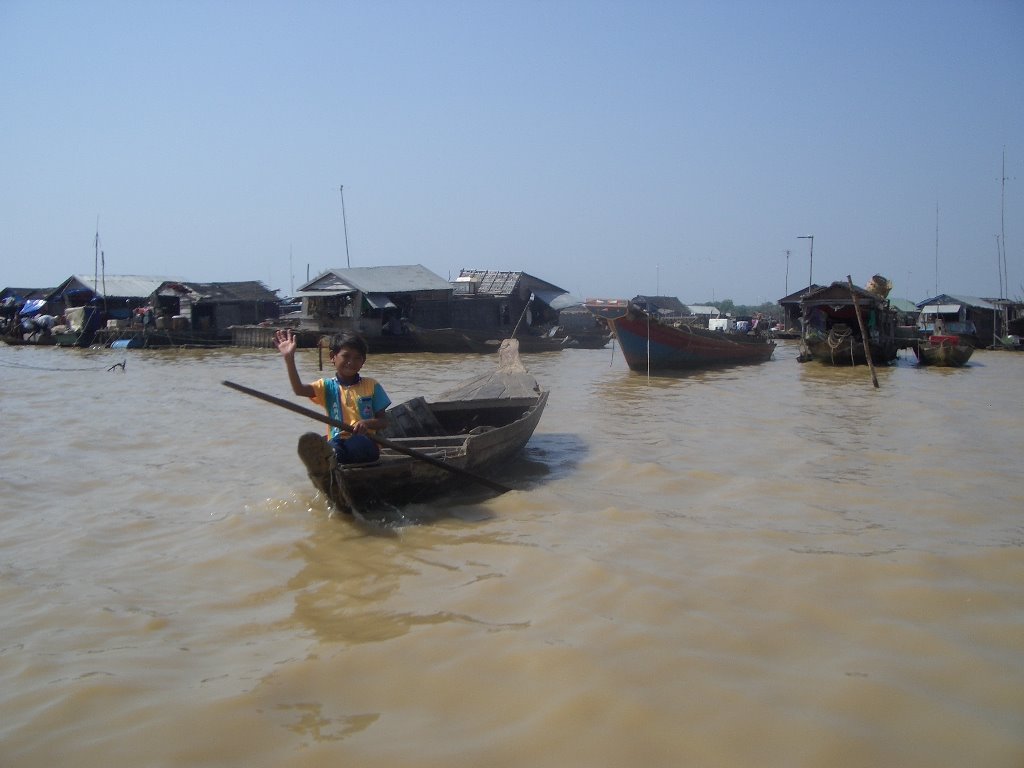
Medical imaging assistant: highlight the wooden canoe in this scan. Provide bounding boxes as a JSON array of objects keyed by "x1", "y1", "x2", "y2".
[{"x1": 297, "y1": 340, "x2": 548, "y2": 515}]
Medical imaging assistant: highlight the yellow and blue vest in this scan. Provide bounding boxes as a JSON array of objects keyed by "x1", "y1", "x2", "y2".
[{"x1": 310, "y1": 376, "x2": 390, "y2": 439}]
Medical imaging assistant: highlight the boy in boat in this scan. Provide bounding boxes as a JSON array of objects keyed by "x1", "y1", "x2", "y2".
[{"x1": 274, "y1": 329, "x2": 391, "y2": 464}]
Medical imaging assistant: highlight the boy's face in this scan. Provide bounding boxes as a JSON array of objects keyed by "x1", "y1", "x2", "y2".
[{"x1": 331, "y1": 346, "x2": 365, "y2": 379}]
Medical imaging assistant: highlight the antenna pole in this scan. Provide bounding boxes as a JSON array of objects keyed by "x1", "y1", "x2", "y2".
[
  {"x1": 798, "y1": 235, "x2": 814, "y2": 290},
  {"x1": 999, "y1": 147, "x2": 1009, "y2": 298},
  {"x1": 339, "y1": 185, "x2": 351, "y2": 268},
  {"x1": 996, "y1": 235, "x2": 1003, "y2": 299}
]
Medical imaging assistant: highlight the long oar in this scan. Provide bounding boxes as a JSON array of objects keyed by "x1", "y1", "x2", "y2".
[{"x1": 221, "y1": 380, "x2": 512, "y2": 494}]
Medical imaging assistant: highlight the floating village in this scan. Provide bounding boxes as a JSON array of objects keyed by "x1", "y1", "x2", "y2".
[
  {"x1": 3, "y1": 261, "x2": 1024, "y2": 514},
  {"x1": 3, "y1": 263, "x2": 1023, "y2": 365}
]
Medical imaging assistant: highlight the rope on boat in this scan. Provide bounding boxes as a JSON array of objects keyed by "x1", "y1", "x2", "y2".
[
  {"x1": 0, "y1": 355, "x2": 126, "y2": 373},
  {"x1": 826, "y1": 327, "x2": 855, "y2": 365}
]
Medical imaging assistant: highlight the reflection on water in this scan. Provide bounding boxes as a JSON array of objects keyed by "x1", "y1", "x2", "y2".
[{"x1": 1, "y1": 343, "x2": 1022, "y2": 767}]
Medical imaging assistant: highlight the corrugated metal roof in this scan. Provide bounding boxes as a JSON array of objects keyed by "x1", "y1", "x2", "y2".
[
  {"x1": 456, "y1": 269, "x2": 567, "y2": 297},
  {"x1": 164, "y1": 281, "x2": 279, "y2": 303},
  {"x1": 889, "y1": 298, "x2": 920, "y2": 313},
  {"x1": 67, "y1": 274, "x2": 184, "y2": 298},
  {"x1": 917, "y1": 294, "x2": 995, "y2": 310},
  {"x1": 299, "y1": 265, "x2": 450, "y2": 294},
  {"x1": 457, "y1": 269, "x2": 521, "y2": 295}
]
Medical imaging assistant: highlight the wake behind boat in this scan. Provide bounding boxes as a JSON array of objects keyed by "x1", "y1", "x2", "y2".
[
  {"x1": 585, "y1": 298, "x2": 776, "y2": 371},
  {"x1": 297, "y1": 339, "x2": 548, "y2": 516}
]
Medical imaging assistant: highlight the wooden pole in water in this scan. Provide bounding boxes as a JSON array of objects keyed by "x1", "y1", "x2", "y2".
[{"x1": 847, "y1": 275, "x2": 879, "y2": 389}]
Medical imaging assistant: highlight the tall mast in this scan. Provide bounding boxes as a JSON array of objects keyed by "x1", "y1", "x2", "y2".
[
  {"x1": 996, "y1": 235, "x2": 1003, "y2": 299},
  {"x1": 339, "y1": 185, "x2": 351, "y2": 268},
  {"x1": 999, "y1": 147, "x2": 1008, "y2": 298},
  {"x1": 934, "y1": 203, "x2": 939, "y2": 296}
]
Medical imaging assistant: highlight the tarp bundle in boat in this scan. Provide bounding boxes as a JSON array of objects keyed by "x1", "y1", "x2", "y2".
[{"x1": 20, "y1": 299, "x2": 46, "y2": 316}]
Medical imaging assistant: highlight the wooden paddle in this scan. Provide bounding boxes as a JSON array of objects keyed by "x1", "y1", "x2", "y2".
[{"x1": 221, "y1": 379, "x2": 513, "y2": 493}]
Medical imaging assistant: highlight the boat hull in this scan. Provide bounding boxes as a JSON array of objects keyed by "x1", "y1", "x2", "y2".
[
  {"x1": 301, "y1": 390, "x2": 548, "y2": 514},
  {"x1": 2, "y1": 333, "x2": 56, "y2": 346},
  {"x1": 801, "y1": 331, "x2": 899, "y2": 366},
  {"x1": 604, "y1": 310, "x2": 775, "y2": 371},
  {"x1": 914, "y1": 336, "x2": 974, "y2": 366}
]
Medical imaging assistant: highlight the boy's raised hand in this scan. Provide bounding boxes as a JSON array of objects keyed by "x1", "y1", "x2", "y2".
[{"x1": 274, "y1": 329, "x2": 297, "y2": 356}]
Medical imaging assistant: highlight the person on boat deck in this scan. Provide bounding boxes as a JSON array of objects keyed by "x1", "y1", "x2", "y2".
[{"x1": 274, "y1": 329, "x2": 391, "y2": 464}]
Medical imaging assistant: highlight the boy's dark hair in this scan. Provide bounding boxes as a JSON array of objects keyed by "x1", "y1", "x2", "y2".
[{"x1": 329, "y1": 331, "x2": 368, "y2": 358}]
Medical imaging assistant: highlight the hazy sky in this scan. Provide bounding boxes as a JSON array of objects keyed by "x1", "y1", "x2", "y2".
[{"x1": 2, "y1": 1, "x2": 1021, "y2": 305}]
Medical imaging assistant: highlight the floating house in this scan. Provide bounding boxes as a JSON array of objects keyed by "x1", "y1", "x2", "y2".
[
  {"x1": 48, "y1": 274, "x2": 182, "y2": 319},
  {"x1": 915, "y1": 294, "x2": 998, "y2": 348},
  {"x1": 153, "y1": 280, "x2": 281, "y2": 336},
  {"x1": 228, "y1": 264, "x2": 457, "y2": 348},
  {"x1": 686, "y1": 304, "x2": 721, "y2": 319},
  {"x1": 46, "y1": 274, "x2": 182, "y2": 346},
  {"x1": 233, "y1": 265, "x2": 582, "y2": 352},
  {"x1": 294, "y1": 264, "x2": 453, "y2": 335},
  {"x1": 452, "y1": 269, "x2": 574, "y2": 333}
]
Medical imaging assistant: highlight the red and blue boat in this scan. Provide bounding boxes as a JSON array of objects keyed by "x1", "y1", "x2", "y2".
[{"x1": 585, "y1": 299, "x2": 776, "y2": 372}]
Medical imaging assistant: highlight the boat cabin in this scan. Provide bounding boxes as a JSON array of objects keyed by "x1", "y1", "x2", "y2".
[
  {"x1": 916, "y1": 294, "x2": 998, "y2": 348},
  {"x1": 632, "y1": 295, "x2": 690, "y2": 320},
  {"x1": 777, "y1": 285, "x2": 823, "y2": 335},
  {"x1": 800, "y1": 280, "x2": 904, "y2": 363}
]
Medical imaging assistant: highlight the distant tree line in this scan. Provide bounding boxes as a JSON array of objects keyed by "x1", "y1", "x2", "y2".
[{"x1": 697, "y1": 299, "x2": 780, "y2": 319}]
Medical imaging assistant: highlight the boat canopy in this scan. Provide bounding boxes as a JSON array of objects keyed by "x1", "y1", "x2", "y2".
[
  {"x1": 919, "y1": 304, "x2": 961, "y2": 314},
  {"x1": 364, "y1": 293, "x2": 398, "y2": 309},
  {"x1": 534, "y1": 290, "x2": 582, "y2": 311}
]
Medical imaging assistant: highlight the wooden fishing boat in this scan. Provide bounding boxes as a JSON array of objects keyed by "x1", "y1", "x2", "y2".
[
  {"x1": 799, "y1": 281, "x2": 903, "y2": 366},
  {"x1": 584, "y1": 299, "x2": 776, "y2": 371},
  {"x1": 914, "y1": 334, "x2": 974, "y2": 366},
  {"x1": 296, "y1": 340, "x2": 548, "y2": 515},
  {"x1": 2, "y1": 331, "x2": 56, "y2": 346}
]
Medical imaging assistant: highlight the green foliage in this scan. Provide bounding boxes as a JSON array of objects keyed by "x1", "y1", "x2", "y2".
[{"x1": 699, "y1": 299, "x2": 781, "y2": 319}]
